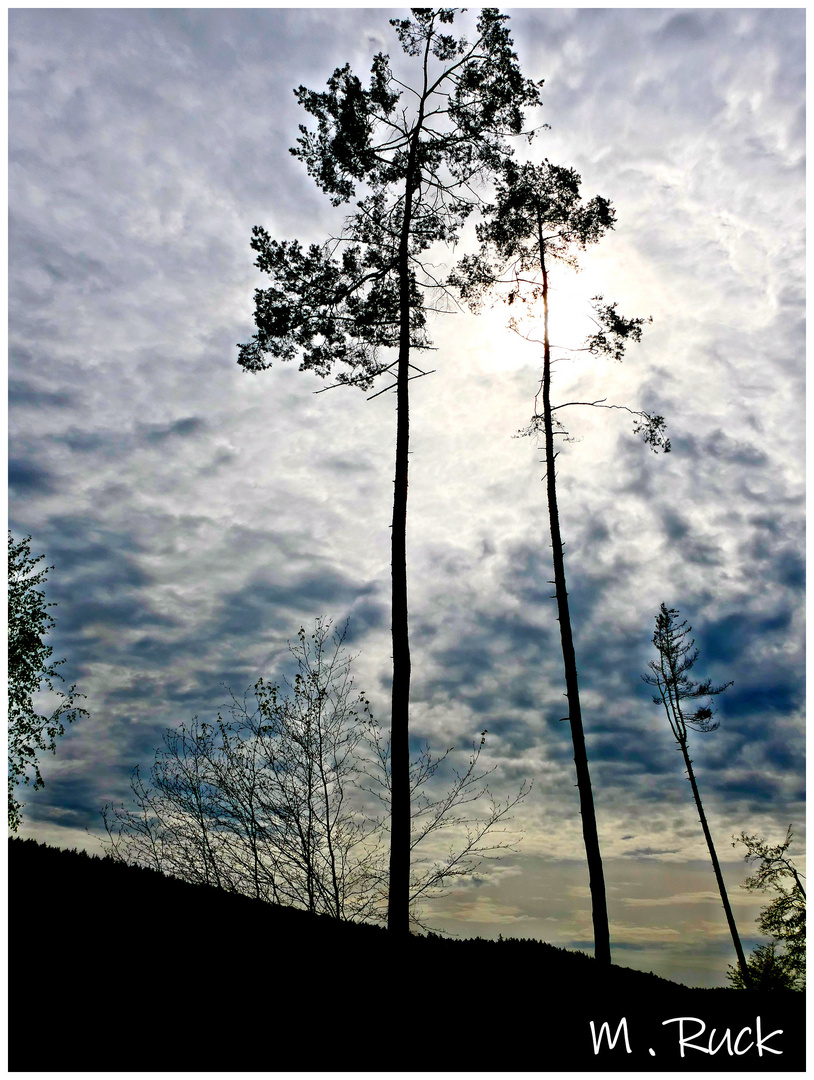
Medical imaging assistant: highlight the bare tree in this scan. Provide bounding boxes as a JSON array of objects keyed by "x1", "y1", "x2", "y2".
[
  {"x1": 102, "y1": 618, "x2": 529, "y2": 928},
  {"x1": 365, "y1": 725, "x2": 531, "y2": 929},
  {"x1": 103, "y1": 620, "x2": 384, "y2": 920},
  {"x1": 643, "y1": 603, "x2": 752, "y2": 988}
]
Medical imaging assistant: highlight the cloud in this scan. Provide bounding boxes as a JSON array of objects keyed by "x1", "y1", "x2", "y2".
[
  {"x1": 613, "y1": 925, "x2": 682, "y2": 943},
  {"x1": 623, "y1": 891, "x2": 721, "y2": 908},
  {"x1": 8, "y1": 8, "x2": 803, "y2": 988},
  {"x1": 435, "y1": 896, "x2": 534, "y2": 926},
  {"x1": 140, "y1": 416, "x2": 208, "y2": 444},
  {"x1": 8, "y1": 458, "x2": 56, "y2": 495},
  {"x1": 8, "y1": 376, "x2": 74, "y2": 410}
]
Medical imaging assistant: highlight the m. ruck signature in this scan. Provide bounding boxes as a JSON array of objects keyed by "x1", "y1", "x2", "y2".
[{"x1": 590, "y1": 1015, "x2": 784, "y2": 1059}]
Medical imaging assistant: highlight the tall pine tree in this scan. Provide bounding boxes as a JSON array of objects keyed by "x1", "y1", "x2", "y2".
[
  {"x1": 452, "y1": 159, "x2": 669, "y2": 964},
  {"x1": 238, "y1": 9, "x2": 542, "y2": 934}
]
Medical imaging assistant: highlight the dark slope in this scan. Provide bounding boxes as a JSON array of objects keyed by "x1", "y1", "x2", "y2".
[{"x1": 9, "y1": 838, "x2": 805, "y2": 1071}]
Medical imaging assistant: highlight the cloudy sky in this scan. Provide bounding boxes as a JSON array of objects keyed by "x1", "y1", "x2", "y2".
[{"x1": 9, "y1": 7, "x2": 805, "y2": 989}]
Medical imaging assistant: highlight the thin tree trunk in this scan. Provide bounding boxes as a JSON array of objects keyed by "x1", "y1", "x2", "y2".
[
  {"x1": 387, "y1": 298, "x2": 411, "y2": 935},
  {"x1": 538, "y1": 215, "x2": 611, "y2": 966},
  {"x1": 680, "y1": 741, "x2": 752, "y2": 987},
  {"x1": 317, "y1": 710, "x2": 343, "y2": 919},
  {"x1": 189, "y1": 750, "x2": 222, "y2": 891},
  {"x1": 249, "y1": 777, "x2": 262, "y2": 901},
  {"x1": 305, "y1": 719, "x2": 316, "y2": 914},
  {"x1": 387, "y1": 128, "x2": 422, "y2": 938}
]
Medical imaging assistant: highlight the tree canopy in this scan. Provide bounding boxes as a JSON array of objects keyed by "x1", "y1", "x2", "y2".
[
  {"x1": 237, "y1": 8, "x2": 543, "y2": 390},
  {"x1": 8, "y1": 533, "x2": 87, "y2": 831},
  {"x1": 644, "y1": 603, "x2": 750, "y2": 986},
  {"x1": 643, "y1": 603, "x2": 732, "y2": 743},
  {"x1": 729, "y1": 826, "x2": 806, "y2": 990}
]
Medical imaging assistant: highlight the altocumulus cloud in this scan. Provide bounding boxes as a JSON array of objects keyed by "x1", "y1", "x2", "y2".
[{"x1": 8, "y1": 8, "x2": 803, "y2": 987}]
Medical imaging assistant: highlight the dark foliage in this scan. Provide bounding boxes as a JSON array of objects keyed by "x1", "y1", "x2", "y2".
[
  {"x1": 643, "y1": 604, "x2": 732, "y2": 738},
  {"x1": 8, "y1": 533, "x2": 88, "y2": 830},
  {"x1": 728, "y1": 826, "x2": 806, "y2": 991},
  {"x1": 237, "y1": 8, "x2": 544, "y2": 937},
  {"x1": 9, "y1": 839, "x2": 805, "y2": 1072},
  {"x1": 644, "y1": 605, "x2": 751, "y2": 988},
  {"x1": 451, "y1": 155, "x2": 634, "y2": 966}
]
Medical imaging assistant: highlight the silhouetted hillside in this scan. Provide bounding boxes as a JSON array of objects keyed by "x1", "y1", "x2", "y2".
[{"x1": 9, "y1": 838, "x2": 805, "y2": 1071}]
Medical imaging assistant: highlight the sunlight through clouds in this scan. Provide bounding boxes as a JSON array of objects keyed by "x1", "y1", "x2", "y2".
[{"x1": 9, "y1": 7, "x2": 803, "y2": 989}]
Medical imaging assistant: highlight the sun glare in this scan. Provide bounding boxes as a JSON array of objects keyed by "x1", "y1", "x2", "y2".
[
  {"x1": 454, "y1": 268, "x2": 601, "y2": 376},
  {"x1": 436, "y1": 241, "x2": 625, "y2": 378},
  {"x1": 545, "y1": 275, "x2": 597, "y2": 354}
]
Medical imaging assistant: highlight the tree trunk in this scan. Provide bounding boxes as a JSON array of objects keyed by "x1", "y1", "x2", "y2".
[
  {"x1": 317, "y1": 715, "x2": 344, "y2": 919},
  {"x1": 538, "y1": 218, "x2": 612, "y2": 966},
  {"x1": 680, "y1": 741, "x2": 752, "y2": 987},
  {"x1": 387, "y1": 131, "x2": 421, "y2": 937}
]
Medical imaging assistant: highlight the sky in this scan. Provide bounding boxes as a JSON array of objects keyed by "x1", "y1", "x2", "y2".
[{"x1": 8, "y1": 7, "x2": 805, "y2": 989}]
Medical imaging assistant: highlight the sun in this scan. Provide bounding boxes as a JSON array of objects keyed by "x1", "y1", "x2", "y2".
[
  {"x1": 465, "y1": 271, "x2": 597, "y2": 374},
  {"x1": 545, "y1": 272, "x2": 597, "y2": 354},
  {"x1": 436, "y1": 252, "x2": 611, "y2": 376}
]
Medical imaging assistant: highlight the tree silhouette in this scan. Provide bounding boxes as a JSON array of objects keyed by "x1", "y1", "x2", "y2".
[
  {"x1": 8, "y1": 532, "x2": 87, "y2": 831},
  {"x1": 237, "y1": 9, "x2": 542, "y2": 935},
  {"x1": 728, "y1": 825, "x2": 805, "y2": 990},
  {"x1": 102, "y1": 618, "x2": 529, "y2": 928},
  {"x1": 451, "y1": 159, "x2": 669, "y2": 965},
  {"x1": 643, "y1": 603, "x2": 752, "y2": 988},
  {"x1": 103, "y1": 619, "x2": 383, "y2": 917},
  {"x1": 365, "y1": 722, "x2": 530, "y2": 930}
]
